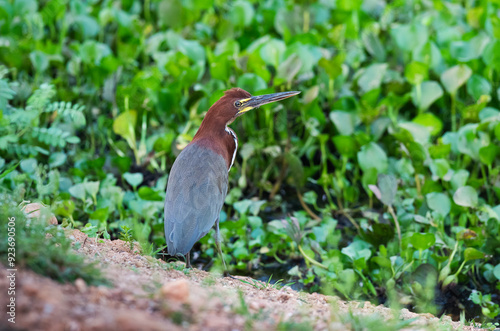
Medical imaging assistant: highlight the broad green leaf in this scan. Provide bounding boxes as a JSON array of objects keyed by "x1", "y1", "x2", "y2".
[
  {"x1": 464, "y1": 247, "x2": 485, "y2": 262},
  {"x1": 453, "y1": 186, "x2": 478, "y2": 208},
  {"x1": 412, "y1": 113, "x2": 443, "y2": 136},
  {"x1": 441, "y1": 65, "x2": 472, "y2": 95},
  {"x1": 451, "y1": 169, "x2": 469, "y2": 190},
  {"x1": 69, "y1": 183, "x2": 86, "y2": 200},
  {"x1": 392, "y1": 23, "x2": 428, "y2": 52},
  {"x1": 411, "y1": 81, "x2": 443, "y2": 110},
  {"x1": 29, "y1": 50, "x2": 49, "y2": 73},
  {"x1": 20, "y1": 158, "x2": 37, "y2": 174},
  {"x1": 430, "y1": 159, "x2": 450, "y2": 180},
  {"x1": 362, "y1": 31, "x2": 386, "y2": 61},
  {"x1": 482, "y1": 40, "x2": 500, "y2": 72},
  {"x1": 467, "y1": 74, "x2": 492, "y2": 101},
  {"x1": 398, "y1": 122, "x2": 430, "y2": 144},
  {"x1": 329, "y1": 111, "x2": 360, "y2": 136},
  {"x1": 377, "y1": 174, "x2": 397, "y2": 206},
  {"x1": 426, "y1": 192, "x2": 451, "y2": 216},
  {"x1": 405, "y1": 62, "x2": 428, "y2": 85},
  {"x1": 357, "y1": 63, "x2": 387, "y2": 94},
  {"x1": 259, "y1": 39, "x2": 286, "y2": 68},
  {"x1": 237, "y1": 73, "x2": 267, "y2": 92},
  {"x1": 457, "y1": 124, "x2": 490, "y2": 160},
  {"x1": 479, "y1": 144, "x2": 497, "y2": 166},
  {"x1": 494, "y1": 264, "x2": 500, "y2": 280},
  {"x1": 341, "y1": 240, "x2": 372, "y2": 261},
  {"x1": 123, "y1": 172, "x2": 143, "y2": 188},
  {"x1": 450, "y1": 32, "x2": 490, "y2": 62},
  {"x1": 84, "y1": 181, "x2": 100, "y2": 199},
  {"x1": 113, "y1": 110, "x2": 137, "y2": 142},
  {"x1": 49, "y1": 152, "x2": 67, "y2": 168},
  {"x1": 410, "y1": 233, "x2": 436, "y2": 251},
  {"x1": 332, "y1": 135, "x2": 357, "y2": 158},
  {"x1": 357, "y1": 142, "x2": 388, "y2": 173}
]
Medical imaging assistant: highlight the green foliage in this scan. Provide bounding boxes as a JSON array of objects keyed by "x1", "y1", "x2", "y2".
[
  {"x1": 0, "y1": 0, "x2": 499, "y2": 323},
  {"x1": 0, "y1": 195, "x2": 107, "y2": 285}
]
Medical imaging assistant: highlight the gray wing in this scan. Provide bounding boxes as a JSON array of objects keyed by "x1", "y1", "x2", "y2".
[{"x1": 164, "y1": 143, "x2": 228, "y2": 256}]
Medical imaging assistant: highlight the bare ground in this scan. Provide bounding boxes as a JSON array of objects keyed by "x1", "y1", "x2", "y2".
[{"x1": 0, "y1": 230, "x2": 482, "y2": 331}]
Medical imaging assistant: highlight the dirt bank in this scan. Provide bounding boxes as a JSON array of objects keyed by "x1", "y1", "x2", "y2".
[{"x1": 0, "y1": 230, "x2": 481, "y2": 331}]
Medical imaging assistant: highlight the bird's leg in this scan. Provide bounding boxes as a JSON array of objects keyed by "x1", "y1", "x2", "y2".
[
  {"x1": 215, "y1": 218, "x2": 227, "y2": 270},
  {"x1": 185, "y1": 251, "x2": 191, "y2": 268}
]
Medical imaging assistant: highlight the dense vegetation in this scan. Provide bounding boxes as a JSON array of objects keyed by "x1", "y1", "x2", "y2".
[{"x1": 1, "y1": 0, "x2": 499, "y2": 324}]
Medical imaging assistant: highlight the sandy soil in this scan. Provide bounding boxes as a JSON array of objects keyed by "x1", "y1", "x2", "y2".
[{"x1": 0, "y1": 230, "x2": 482, "y2": 331}]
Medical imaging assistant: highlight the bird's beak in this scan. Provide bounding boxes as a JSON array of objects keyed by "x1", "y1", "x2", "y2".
[{"x1": 237, "y1": 91, "x2": 301, "y2": 115}]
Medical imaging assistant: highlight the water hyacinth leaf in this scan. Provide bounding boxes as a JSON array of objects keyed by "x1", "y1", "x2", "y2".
[
  {"x1": 478, "y1": 144, "x2": 497, "y2": 166},
  {"x1": 138, "y1": 187, "x2": 163, "y2": 201},
  {"x1": 398, "y1": 122, "x2": 430, "y2": 144},
  {"x1": 426, "y1": 192, "x2": 451, "y2": 216},
  {"x1": 357, "y1": 63, "x2": 388, "y2": 94},
  {"x1": 330, "y1": 111, "x2": 360, "y2": 136},
  {"x1": 30, "y1": 50, "x2": 49, "y2": 73},
  {"x1": 357, "y1": 142, "x2": 388, "y2": 173},
  {"x1": 113, "y1": 110, "x2": 137, "y2": 141},
  {"x1": 276, "y1": 54, "x2": 301, "y2": 84},
  {"x1": 377, "y1": 174, "x2": 398, "y2": 206},
  {"x1": 453, "y1": 186, "x2": 478, "y2": 208},
  {"x1": 20, "y1": 158, "x2": 37, "y2": 174},
  {"x1": 54, "y1": 200, "x2": 75, "y2": 218},
  {"x1": 440, "y1": 65, "x2": 472, "y2": 95},
  {"x1": 123, "y1": 172, "x2": 143, "y2": 188},
  {"x1": 482, "y1": 40, "x2": 500, "y2": 72},
  {"x1": 449, "y1": 32, "x2": 490, "y2": 62},
  {"x1": 341, "y1": 240, "x2": 372, "y2": 261},
  {"x1": 451, "y1": 169, "x2": 469, "y2": 190},
  {"x1": 362, "y1": 31, "x2": 386, "y2": 61},
  {"x1": 467, "y1": 74, "x2": 492, "y2": 101},
  {"x1": 69, "y1": 183, "x2": 86, "y2": 200},
  {"x1": 411, "y1": 81, "x2": 443, "y2": 110},
  {"x1": 285, "y1": 152, "x2": 305, "y2": 189},
  {"x1": 410, "y1": 233, "x2": 436, "y2": 251},
  {"x1": 237, "y1": 73, "x2": 267, "y2": 92},
  {"x1": 405, "y1": 61, "x2": 428, "y2": 85},
  {"x1": 430, "y1": 159, "x2": 450, "y2": 180},
  {"x1": 259, "y1": 38, "x2": 286, "y2": 68},
  {"x1": 412, "y1": 113, "x2": 443, "y2": 136},
  {"x1": 332, "y1": 135, "x2": 357, "y2": 158},
  {"x1": 392, "y1": 23, "x2": 428, "y2": 52},
  {"x1": 494, "y1": 264, "x2": 500, "y2": 281},
  {"x1": 464, "y1": 248, "x2": 485, "y2": 262},
  {"x1": 84, "y1": 181, "x2": 100, "y2": 198},
  {"x1": 229, "y1": 0, "x2": 255, "y2": 28}
]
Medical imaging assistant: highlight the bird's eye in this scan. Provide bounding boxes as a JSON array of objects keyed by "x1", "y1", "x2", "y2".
[{"x1": 234, "y1": 101, "x2": 242, "y2": 107}]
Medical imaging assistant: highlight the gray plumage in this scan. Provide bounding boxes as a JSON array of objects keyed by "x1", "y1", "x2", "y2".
[{"x1": 164, "y1": 142, "x2": 229, "y2": 256}]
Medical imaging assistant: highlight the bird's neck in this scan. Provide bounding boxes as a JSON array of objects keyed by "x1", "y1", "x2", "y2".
[{"x1": 192, "y1": 117, "x2": 238, "y2": 171}]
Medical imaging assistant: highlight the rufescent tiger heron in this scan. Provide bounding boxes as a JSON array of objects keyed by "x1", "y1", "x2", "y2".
[{"x1": 164, "y1": 88, "x2": 300, "y2": 268}]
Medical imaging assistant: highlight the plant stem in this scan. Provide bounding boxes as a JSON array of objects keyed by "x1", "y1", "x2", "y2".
[
  {"x1": 298, "y1": 244, "x2": 328, "y2": 270},
  {"x1": 451, "y1": 93, "x2": 457, "y2": 132},
  {"x1": 296, "y1": 189, "x2": 321, "y2": 221},
  {"x1": 388, "y1": 205, "x2": 402, "y2": 247}
]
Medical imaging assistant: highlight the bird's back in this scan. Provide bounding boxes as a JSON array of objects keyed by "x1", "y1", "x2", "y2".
[{"x1": 164, "y1": 142, "x2": 229, "y2": 256}]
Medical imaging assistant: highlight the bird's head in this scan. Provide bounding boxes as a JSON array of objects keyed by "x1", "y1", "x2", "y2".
[{"x1": 206, "y1": 88, "x2": 301, "y2": 126}]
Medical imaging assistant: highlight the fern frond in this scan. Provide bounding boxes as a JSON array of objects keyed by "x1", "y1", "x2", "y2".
[
  {"x1": 46, "y1": 101, "x2": 86, "y2": 127},
  {"x1": 27, "y1": 84, "x2": 55, "y2": 111},
  {"x1": 6, "y1": 144, "x2": 48, "y2": 156},
  {"x1": 0, "y1": 135, "x2": 18, "y2": 150},
  {"x1": 32, "y1": 127, "x2": 76, "y2": 148}
]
